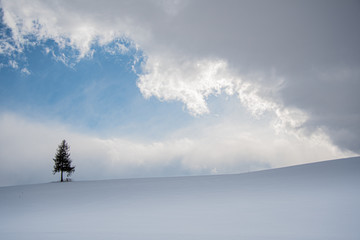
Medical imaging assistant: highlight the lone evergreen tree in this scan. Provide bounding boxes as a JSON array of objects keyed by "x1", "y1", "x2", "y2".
[{"x1": 53, "y1": 140, "x2": 75, "y2": 182}]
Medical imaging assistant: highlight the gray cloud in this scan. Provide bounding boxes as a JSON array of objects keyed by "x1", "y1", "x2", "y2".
[{"x1": 142, "y1": 0, "x2": 360, "y2": 152}]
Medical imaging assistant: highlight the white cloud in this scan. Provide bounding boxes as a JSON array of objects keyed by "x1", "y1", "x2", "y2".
[
  {"x1": 9, "y1": 60, "x2": 18, "y2": 69},
  {"x1": 137, "y1": 53, "x2": 310, "y2": 140},
  {"x1": 104, "y1": 42, "x2": 129, "y2": 55},
  {"x1": 138, "y1": 56, "x2": 234, "y2": 115},
  {"x1": 0, "y1": 37, "x2": 17, "y2": 56},
  {"x1": 20, "y1": 67, "x2": 30, "y2": 75},
  {"x1": 137, "y1": 54, "x2": 280, "y2": 117},
  {"x1": 0, "y1": 0, "x2": 149, "y2": 63},
  {"x1": 0, "y1": 112, "x2": 354, "y2": 187}
]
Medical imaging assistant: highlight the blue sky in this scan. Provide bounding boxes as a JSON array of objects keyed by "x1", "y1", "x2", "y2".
[
  {"x1": 0, "y1": 28, "x2": 194, "y2": 139},
  {"x1": 0, "y1": 0, "x2": 359, "y2": 186}
]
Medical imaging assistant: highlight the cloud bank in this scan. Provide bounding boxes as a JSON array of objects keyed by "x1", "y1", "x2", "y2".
[{"x1": 0, "y1": 112, "x2": 351, "y2": 187}]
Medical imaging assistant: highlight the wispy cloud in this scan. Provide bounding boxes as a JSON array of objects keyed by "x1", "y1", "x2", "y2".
[
  {"x1": 20, "y1": 67, "x2": 30, "y2": 75},
  {"x1": 138, "y1": 54, "x2": 310, "y2": 139}
]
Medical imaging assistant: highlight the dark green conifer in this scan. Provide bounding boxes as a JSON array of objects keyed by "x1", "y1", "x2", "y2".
[{"x1": 53, "y1": 140, "x2": 75, "y2": 182}]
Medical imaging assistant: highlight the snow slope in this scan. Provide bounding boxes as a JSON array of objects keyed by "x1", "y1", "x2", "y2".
[{"x1": 1, "y1": 157, "x2": 359, "y2": 240}]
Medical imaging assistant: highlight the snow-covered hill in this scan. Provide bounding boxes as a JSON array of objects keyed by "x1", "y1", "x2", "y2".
[{"x1": 1, "y1": 157, "x2": 360, "y2": 240}]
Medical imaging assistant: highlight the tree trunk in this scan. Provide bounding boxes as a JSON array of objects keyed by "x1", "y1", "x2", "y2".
[{"x1": 61, "y1": 170, "x2": 63, "y2": 182}]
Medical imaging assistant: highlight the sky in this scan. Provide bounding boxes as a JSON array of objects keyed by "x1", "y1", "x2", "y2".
[{"x1": 0, "y1": 0, "x2": 359, "y2": 187}]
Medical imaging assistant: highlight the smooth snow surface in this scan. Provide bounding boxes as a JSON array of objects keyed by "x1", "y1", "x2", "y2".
[{"x1": 1, "y1": 157, "x2": 360, "y2": 240}]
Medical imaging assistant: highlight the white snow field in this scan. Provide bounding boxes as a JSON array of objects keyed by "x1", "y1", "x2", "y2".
[{"x1": 1, "y1": 157, "x2": 359, "y2": 240}]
